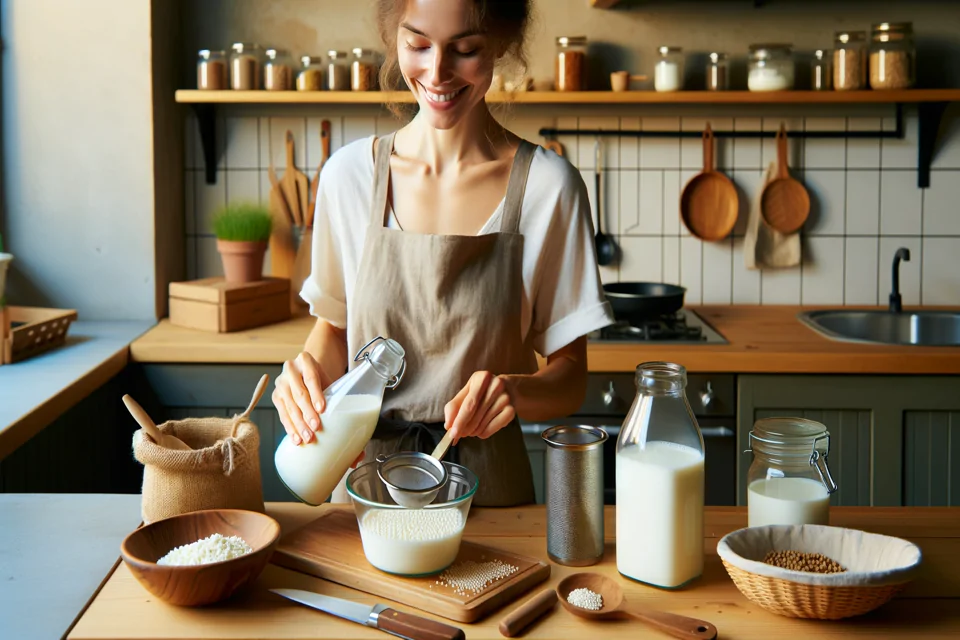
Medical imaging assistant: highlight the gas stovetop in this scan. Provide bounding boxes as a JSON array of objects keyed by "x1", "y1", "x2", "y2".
[{"x1": 589, "y1": 310, "x2": 727, "y2": 344}]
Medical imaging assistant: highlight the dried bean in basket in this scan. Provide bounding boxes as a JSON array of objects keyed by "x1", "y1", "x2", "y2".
[{"x1": 763, "y1": 550, "x2": 846, "y2": 574}]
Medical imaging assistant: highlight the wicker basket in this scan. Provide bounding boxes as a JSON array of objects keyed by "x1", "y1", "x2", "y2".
[
  {"x1": 717, "y1": 524, "x2": 921, "y2": 620},
  {"x1": 1, "y1": 306, "x2": 77, "y2": 365}
]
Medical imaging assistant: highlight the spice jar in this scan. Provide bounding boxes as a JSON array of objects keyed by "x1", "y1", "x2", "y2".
[
  {"x1": 833, "y1": 31, "x2": 866, "y2": 91},
  {"x1": 230, "y1": 42, "x2": 263, "y2": 90},
  {"x1": 706, "y1": 52, "x2": 729, "y2": 91},
  {"x1": 869, "y1": 22, "x2": 915, "y2": 90},
  {"x1": 747, "y1": 43, "x2": 795, "y2": 91},
  {"x1": 746, "y1": 417, "x2": 838, "y2": 528},
  {"x1": 811, "y1": 49, "x2": 832, "y2": 91},
  {"x1": 616, "y1": 362, "x2": 704, "y2": 589},
  {"x1": 264, "y1": 48, "x2": 293, "y2": 91},
  {"x1": 296, "y1": 56, "x2": 324, "y2": 91},
  {"x1": 351, "y1": 48, "x2": 379, "y2": 91},
  {"x1": 654, "y1": 46, "x2": 684, "y2": 92},
  {"x1": 554, "y1": 36, "x2": 587, "y2": 92},
  {"x1": 326, "y1": 50, "x2": 350, "y2": 91},
  {"x1": 197, "y1": 49, "x2": 228, "y2": 90}
]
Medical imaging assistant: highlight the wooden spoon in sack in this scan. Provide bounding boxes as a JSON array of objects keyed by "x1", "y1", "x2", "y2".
[
  {"x1": 122, "y1": 395, "x2": 192, "y2": 451},
  {"x1": 282, "y1": 130, "x2": 310, "y2": 227},
  {"x1": 760, "y1": 124, "x2": 810, "y2": 234},
  {"x1": 680, "y1": 124, "x2": 738, "y2": 241}
]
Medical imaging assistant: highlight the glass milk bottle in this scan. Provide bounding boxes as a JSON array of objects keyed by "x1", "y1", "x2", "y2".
[
  {"x1": 275, "y1": 337, "x2": 405, "y2": 505},
  {"x1": 616, "y1": 362, "x2": 705, "y2": 588},
  {"x1": 746, "y1": 418, "x2": 838, "y2": 527}
]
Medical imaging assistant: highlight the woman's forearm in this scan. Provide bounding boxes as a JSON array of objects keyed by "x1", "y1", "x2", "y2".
[
  {"x1": 304, "y1": 318, "x2": 350, "y2": 388},
  {"x1": 501, "y1": 337, "x2": 588, "y2": 422}
]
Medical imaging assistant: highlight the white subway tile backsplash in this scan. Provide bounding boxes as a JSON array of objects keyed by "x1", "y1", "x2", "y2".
[
  {"x1": 197, "y1": 237, "x2": 224, "y2": 278},
  {"x1": 662, "y1": 236, "x2": 681, "y2": 285},
  {"x1": 598, "y1": 261, "x2": 619, "y2": 285},
  {"x1": 195, "y1": 172, "x2": 226, "y2": 235},
  {"x1": 681, "y1": 117, "x2": 733, "y2": 170},
  {"x1": 762, "y1": 117, "x2": 803, "y2": 169},
  {"x1": 678, "y1": 169, "x2": 698, "y2": 237},
  {"x1": 846, "y1": 117, "x2": 882, "y2": 169},
  {"x1": 732, "y1": 169, "x2": 763, "y2": 237},
  {"x1": 844, "y1": 237, "x2": 879, "y2": 304},
  {"x1": 881, "y1": 113, "x2": 918, "y2": 169},
  {"x1": 733, "y1": 117, "x2": 762, "y2": 169},
  {"x1": 343, "y1": 116, "x2": 377, "y2": 147},
  {"x1": 845, "y1": 171, "x2": 880, "y2": 235},
  {"x1": 632, "y1": 171, "x2": 663, "y2": 235},
  {"x1": 702, "y1": 240, "x2": 733, "y2": 304},
  {"x1": 679, "y1": 237, "x2": 703, "y2": 304},
  {"x1": 185, "y1": 237, "x2": 197, "y2": 280},
  {"x1": 804, "y1": 117, "x2": 846, "y2": 169},
  {"x1": 578, "y1": 117, "x2": 620, "y2": 169},
  {"x1": 225, "y1": 170, "x2": 261, "y2": 207},
  {"x1": 761, "y1": 267, "x2": 802, "y2": 305},
  {"x1": 932, "y1": 114, "x2": 960, "y2": 170},
  {"x1": 263, "y1": 117, "x2": 307, "y2": 171},
  {"x1": 804, "y1": 170, "x2": 845, "y2": 236},
  {"x1": 922, "y1": 173, "x2": 960, "y2": 236},
  {"x1": 617, "y1": 170, "x2": 643, "y2": 235},
  {"x1": 878, "y1": 237, "x2": 921, "y2": 307},
  {"x1": 602, "y1": 170, "x2": 620, "y2": 238},
  {"x1": 556, "y1": 117, "x2": 579, "y2": 164},
  {"x1": 184, "y1": 113, "x2": 197, "y2": 170},
  {"x1": 184, "y1": 170, "x2": 195, "y2": 235},
  {"x1": 619, "y1": 237, "x2": 662, "y2": 282},
  {"x1": 377, "y1": 114, "x2": 402, "y2": 137},
  {"x1": 662, "y1": 171, "x2": 681, "y2": 235},
  {"x1": 640, "y1": 117, "x2": 681, "y2": 169},
  {"x1": 802, "y1": 237, "x2": 844, "y2": 304},
  {"x1": 732, "y1": 238, "x2": 762, "y2": 304},
  {"x1": 225, "y1": 117, "x2": 259, "y2": 169},
  {"x1": 922, "y1": 238, "x2": 960, "y2": 305},
  {"x1": 619, "y1": 117, "x2": 641, "y2": 169},
  {"x1": 880, "y1": 171, "x2": 922, "y2": 236}
]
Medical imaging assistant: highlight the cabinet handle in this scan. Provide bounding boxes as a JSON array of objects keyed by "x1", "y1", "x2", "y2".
[{"x1": 701, "y1": 427, "x2": 734, "y2": 438}]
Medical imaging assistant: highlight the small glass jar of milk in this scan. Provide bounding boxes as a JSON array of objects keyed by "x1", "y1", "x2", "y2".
[
  {"x1": 654, "y1": 46, "x2": 684, "y2": 92},
  {"x1": 274, "y1": 337, "x2": 405, "y2": 506},
  {"x1": 746, "y1": 418, "x2": 838, "y2": 528},
  {"x1": 616, "y1": 362, "x2": 705, "y2": 589}
]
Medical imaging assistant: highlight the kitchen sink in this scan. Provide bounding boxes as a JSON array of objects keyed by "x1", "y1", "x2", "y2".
[{"x1": 798, "y1": 310, "x2": 960, "y2": 346}]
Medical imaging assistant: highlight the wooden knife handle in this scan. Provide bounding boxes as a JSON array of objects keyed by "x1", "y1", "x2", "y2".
[
  {"x1": 377, "y1": 609, "x2": 465, "y2": 640},
  {"x1": 498, "y1": 588, "x2": 557, "y2": 637}
]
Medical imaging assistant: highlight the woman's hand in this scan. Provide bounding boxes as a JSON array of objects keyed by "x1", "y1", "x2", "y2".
[
  {"x1": 273, "y1": 352, "x2": 329, "y2": 445},
  {"x1": 444, "y1": 371, "x2": 516, "y2": 442}
]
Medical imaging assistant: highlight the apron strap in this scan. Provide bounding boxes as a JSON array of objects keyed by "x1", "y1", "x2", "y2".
[
  {"x1": 370, "y1": 133, "x2": 396, "y2": 228},
  {"x1": 499, "y1": 140, "x2": 537, "y2": 234}
]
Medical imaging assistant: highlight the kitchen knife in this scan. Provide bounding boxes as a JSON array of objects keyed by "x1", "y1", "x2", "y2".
[{"x1": 270, "y1": 588, "x2": 465, "y2": 640}]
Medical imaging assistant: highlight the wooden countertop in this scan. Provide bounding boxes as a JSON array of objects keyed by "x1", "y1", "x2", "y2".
[
  {"x1": 129, "y1": 306, "x2": 960, "y2": 374},
  {"x1": 70, "y1": 504, "x2": 960, "y2": 639}
]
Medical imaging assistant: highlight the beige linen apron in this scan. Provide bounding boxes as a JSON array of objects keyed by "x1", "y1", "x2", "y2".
[{"x1": 342, "y1": 133, "x2": 539, "y2": 507}]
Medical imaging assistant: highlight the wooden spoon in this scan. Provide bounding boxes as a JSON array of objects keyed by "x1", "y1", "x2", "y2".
[
  {"x1": 680, "y1": 124, "x2": 738, "y2": 241},
  {"x1": 281, "y1": 130, "x2": 310, "y2": 228},
  {"x1": 760, "y1": 124, "x2": 810, "y2": 234},
  {"x1": 122, "y1": 395, "x2": 192, "y2": 451},
  {"x1": 557, "y1": 573, "x2": 717, "y2": 640}
]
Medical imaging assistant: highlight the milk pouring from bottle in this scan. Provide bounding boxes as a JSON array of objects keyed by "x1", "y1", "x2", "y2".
[
  {"x1": 275, "y1": 337, "x2": 405, "y2": 505},
  {"x1": 616, "y1": 362, "x2": 705, "y2": 589}
]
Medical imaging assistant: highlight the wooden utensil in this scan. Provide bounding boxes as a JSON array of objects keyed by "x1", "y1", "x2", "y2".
[
  {"x1": 307, "y1": 119, "x2": 331, "y2": 227},
  {"x1": 542, "y1": 140, "x2": 565, "y2": 157},
  {"x1": 680, "y1": 124, "x2": 739, "y2": 241},
  {"x1": 120, "y1": 509, "x2": 281, "y2": 606},
  {"x1": 499, "y1": 588, "x2": 558, "y2": 637},
  {"x1": 122, "y1": 395, "x2": 192, "y2": 451},
  {"x1": 760, "y1": 124, "x2": 810, "y2": 234},
  {"x1": 431, "y1": 430, "x2": 454, "y2": 460},
  {"x1": 282, "y1": 130, "x2": 310, "y2": 227},
  {"x1": 557, "y1": 573, "x2": 717, "y2": 640},
  {"x1": 268, "y1": 161, "x2": 295, "y2": 225}
]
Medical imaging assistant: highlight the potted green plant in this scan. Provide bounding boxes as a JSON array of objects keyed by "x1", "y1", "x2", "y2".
[
  {"x1": 0, "y1": 232, "x2": 11, "y2": 307},
  {"x1": 213, "y1": 203, "x2": 272, "y2": 284}
]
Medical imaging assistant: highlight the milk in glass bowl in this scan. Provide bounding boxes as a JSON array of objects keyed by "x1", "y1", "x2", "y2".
[{"x1": 346, "y1": 460, "x2": 478, "y2": 576}]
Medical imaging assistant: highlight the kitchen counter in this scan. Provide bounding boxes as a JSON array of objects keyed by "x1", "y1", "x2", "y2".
[
  {"x1": 128, "y1": 306, "x2": 960, "y2": 374},
  {"x1": 69, "y1": 503, "x2": 960, "y2": 639},
  {"x1": 0, "y1": 320, "x2": 155, "y2": 460}
]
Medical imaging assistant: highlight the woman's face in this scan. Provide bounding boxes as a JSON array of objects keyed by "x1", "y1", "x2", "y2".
[{"x1": 397, "y1": 0, "x2": 496, "y2": 130}]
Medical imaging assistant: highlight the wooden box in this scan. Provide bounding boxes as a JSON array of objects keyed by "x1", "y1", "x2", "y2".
[
  {"x1": 0, "y1": 306, "x2": 78, "y2": 365},
  {"x1": 168, "y1": 277, "x2": 291, "y2": 333}
]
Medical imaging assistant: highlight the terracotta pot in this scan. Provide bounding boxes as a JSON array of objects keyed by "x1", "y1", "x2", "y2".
[{"x1": 217, "y1": 240, "x2": 266, "y2": 283}]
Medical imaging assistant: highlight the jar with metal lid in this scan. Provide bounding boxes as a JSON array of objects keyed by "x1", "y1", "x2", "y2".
[
  {"x1": 746, "y1": 417, "x2": 838, "y2": 528},
  {"x1": 296, "y1": 56, "x2": 324, "y2": 91},
  {"x1": 812, "y1": 49, "x2": 832, "y2": 91},
  {"x1": 833, "y1": 31, "x2": 866, "y2": 91},
  {"x1": 747, "y1": 43, "x2": 794, "y2": 91},
  {"x1": 326, "y1": 50, "x2": 350, "y2": 91},
  {"x1": 706, "y1": 52, "x2": 728, "y2": 91},
  {"x1": 230, "y1": 42, "x2": 263, "y2": 90},
  {"x1": 654, "y1": 46, "x2": 684, "y2": 92},
  {"x1": 616, "y1": 362, "x2": 704, "y2": 588},
  {"x1": 351, "y1": 48, "x2": 379, "y2": 91},
  {"x1": 869, "y1": 22, "x2": 915, "y2": 90},
  {"x1": 264, "y1": 48, "x2": 293, "y2": 91},
  {"x1": 197, "y1": 49, "x2": 228, "y2": 90},
  {"x1": 554, "y1": 36, "x2": 587, "y2": 92}
]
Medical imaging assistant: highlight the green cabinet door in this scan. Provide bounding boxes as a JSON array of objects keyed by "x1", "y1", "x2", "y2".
[{"x1": 903, "y1": 411, "x2": 960, "y2": 506}]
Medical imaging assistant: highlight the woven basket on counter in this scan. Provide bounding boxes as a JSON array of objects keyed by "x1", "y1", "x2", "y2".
[{"x1": 717, "y1": 524, "x2": 921, "y2": 620}]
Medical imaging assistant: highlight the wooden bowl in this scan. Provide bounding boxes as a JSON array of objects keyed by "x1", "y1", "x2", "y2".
[{"x1": 120, "y1": 509, "x2": 281, "y2": 606}]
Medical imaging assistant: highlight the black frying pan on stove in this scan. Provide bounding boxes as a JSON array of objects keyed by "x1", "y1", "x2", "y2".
[{"x1": 602, "y1": 282, "x2": 687, "y2": 323}]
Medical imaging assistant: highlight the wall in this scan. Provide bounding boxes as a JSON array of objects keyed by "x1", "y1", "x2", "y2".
[
  {"x1": 0, "y1": 0, "x2": 178, "y2": 321},
  {"x1": 180, "y1": 0, "x2": 960, "y2": 307}
]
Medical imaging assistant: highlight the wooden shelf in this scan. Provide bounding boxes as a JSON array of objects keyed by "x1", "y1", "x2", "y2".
[{"x1": 175, "y1": 88, "x2": 960, "y2": 106}]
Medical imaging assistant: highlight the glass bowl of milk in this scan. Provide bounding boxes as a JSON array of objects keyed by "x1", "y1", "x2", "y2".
[{"x1": 346, "y1": 460, "x2": 478, "y2": 576}]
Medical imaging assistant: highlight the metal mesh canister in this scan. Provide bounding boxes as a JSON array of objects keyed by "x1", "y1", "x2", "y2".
[{"x1": 542, "y1": 425, "x2": 608, "y2": 566}]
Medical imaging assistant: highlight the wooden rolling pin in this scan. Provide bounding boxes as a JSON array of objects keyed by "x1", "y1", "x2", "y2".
[{"x1": 498, "y1": 589, "x2": 558, "y2": 637}]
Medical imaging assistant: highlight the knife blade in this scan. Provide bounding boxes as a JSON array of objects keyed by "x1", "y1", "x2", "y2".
[{"x1": 270, "y1": 588, "x2": 465, "y2": 640}]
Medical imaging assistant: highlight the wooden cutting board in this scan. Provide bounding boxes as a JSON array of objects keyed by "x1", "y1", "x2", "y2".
[{"x1": 271, "y1": 509, "x2": 551, "y2": 623}]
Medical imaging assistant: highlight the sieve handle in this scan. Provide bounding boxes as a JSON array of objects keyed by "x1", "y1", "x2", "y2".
[{"x1": 376, "y1": 609, "x2": 465, "y2": 640}]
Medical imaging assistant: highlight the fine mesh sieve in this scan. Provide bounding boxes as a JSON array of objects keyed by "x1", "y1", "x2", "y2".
[{"x1": 376, "y1": 451, "x2": 448, "y2": 508}]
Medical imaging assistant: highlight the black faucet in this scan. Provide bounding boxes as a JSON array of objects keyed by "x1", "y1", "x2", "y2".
[{"x1": 889, "y1": 247, "x2": 911, "y2": 313}]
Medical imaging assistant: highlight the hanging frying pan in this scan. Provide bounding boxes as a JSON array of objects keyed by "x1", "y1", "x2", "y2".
[{"x1": 603, "y1": 282, "x2": 687, "y2": 322}]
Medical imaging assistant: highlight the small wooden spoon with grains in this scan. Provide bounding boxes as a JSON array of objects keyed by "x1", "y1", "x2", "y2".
[{"x1": 557, "y1": 573, "x2": 717, "y2": 639}]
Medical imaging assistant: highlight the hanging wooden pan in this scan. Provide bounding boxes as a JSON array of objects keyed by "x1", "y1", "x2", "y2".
[
  {"x1": 760, "y1": 124, "x2": 810, "y2": 234},
  {"x1": 679, "y1": 125, "x2": 739, "y2": 241}
]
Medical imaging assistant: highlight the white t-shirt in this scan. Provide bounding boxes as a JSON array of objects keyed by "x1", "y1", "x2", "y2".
[{"x1": 300, "y1": 136, "x2": 614, "y2": 357}]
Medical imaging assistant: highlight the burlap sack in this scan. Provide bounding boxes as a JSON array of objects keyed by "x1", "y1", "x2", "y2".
[{"x1": 133, "y1": 412, "x2": 265, "y2": 524}]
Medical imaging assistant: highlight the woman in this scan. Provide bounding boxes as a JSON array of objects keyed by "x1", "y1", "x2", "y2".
[{"x1": 272, "y1": 0, "x2": 614, "y2": 507}]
